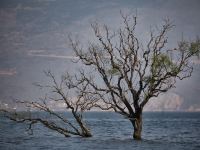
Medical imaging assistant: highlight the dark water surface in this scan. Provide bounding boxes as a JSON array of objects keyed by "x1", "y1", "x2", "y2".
[{"x1": 0, "y1": 112, "x2": 200, "y2": 150}]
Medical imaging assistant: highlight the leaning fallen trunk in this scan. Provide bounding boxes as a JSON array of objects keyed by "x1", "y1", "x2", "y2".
[
  {"x1": 73, "y1": 112, "x2": 92, "y2": 137},
  {"x1": 0, "y1": 102, "x2": 92, "y2": 138}
]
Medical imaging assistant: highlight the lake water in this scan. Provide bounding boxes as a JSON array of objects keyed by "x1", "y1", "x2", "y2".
[{"x1": 0, "y1": 112, "x2": 200, "y2": 150}]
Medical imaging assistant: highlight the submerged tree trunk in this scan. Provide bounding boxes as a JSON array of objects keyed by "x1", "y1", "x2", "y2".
[
  {"x1": 72, "y1": 111, "x2": 92, "y2": 137},
  {"x1": 81, "y1": 125, "x2": 92, "y2": 137},
  {"x1": 78, "y1": 118, "x2": 92, "y2": 137},
  {"x1": 131, "y1": 112, "x2": 143, "y2": 140}
]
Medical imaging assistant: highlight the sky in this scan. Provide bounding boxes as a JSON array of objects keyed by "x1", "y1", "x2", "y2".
[{"x1": 0, "y1": 0, "x2": 200, "y2": 111}]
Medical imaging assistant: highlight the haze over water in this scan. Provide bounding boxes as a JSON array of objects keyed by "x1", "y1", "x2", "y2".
[{"x1": 0, "y1": 0, "x2": 200, "y2": 111}]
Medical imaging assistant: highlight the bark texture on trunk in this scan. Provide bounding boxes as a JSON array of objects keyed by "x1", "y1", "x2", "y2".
[{"x1": 132, "y1": 113, "x2": 142, "y2": 140}]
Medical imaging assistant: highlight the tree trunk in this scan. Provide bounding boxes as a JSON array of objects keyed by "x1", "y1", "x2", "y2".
[
  {"x1": 82, "y1": 128, "x2": 92, "y2": 137},
  {"x1": 80, "y1": 123, "x2": 92, "y2": 137},
  {"x1": 132, "y1": 112, "x2": 142, "y2": 140},
  {"x1": 72, "y1": 111, "x2": 92, "y2": 137}
]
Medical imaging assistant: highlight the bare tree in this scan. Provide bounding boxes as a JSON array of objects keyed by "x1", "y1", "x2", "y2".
[
  {"x1": 0, "y1": 71, "x2": 92, "y2": 137},
  {"x1": 1, "y1": 13, "x2": 199, "y2": 140},
  {"x1": 68, "y1": 13, "x2": 200, "y2": 140}
]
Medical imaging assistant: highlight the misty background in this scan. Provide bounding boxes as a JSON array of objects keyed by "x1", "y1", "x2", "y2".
[{"x1": 0, "y1": 0, "x2": 200, "y2": 111}]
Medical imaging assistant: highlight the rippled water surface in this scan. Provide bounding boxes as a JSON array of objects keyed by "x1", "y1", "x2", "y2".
[{"x1": 1, "y1": 112, "x2": 200, "y2": 150}]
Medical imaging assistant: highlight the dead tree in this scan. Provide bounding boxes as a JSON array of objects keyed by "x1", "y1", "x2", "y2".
[
  {"x1": 69, "y1": 13, "x2": 200, "y2": 140},
  {"x1": 0, "y1": 71, "x2": 92, "y2": 137}
]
